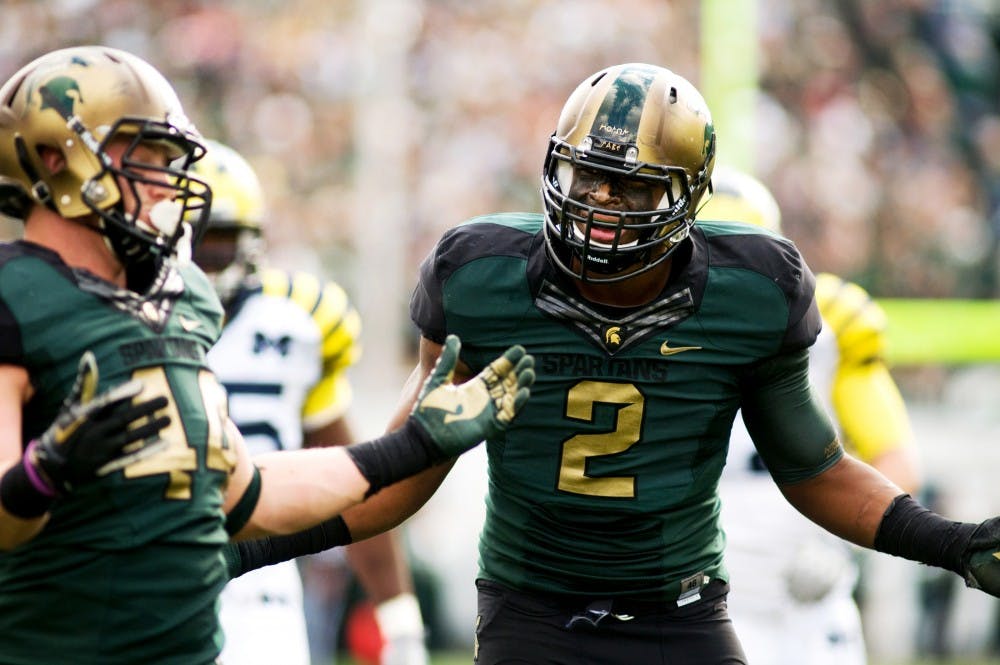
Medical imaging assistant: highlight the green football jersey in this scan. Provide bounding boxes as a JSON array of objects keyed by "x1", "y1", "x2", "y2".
[
  {"x1": 0, "y1": 242, "x2": 233, "y2": 665},
  {"x1": 410, "y1": 213, "x2": 840, "y2": 602}
]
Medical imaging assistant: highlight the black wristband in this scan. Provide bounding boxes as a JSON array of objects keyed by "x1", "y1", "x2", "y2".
[
  {"x1": 1, "y1": 460, "x2": 56, "y2": 519},
  {"x1": 225, "y1": 465, "x2": 262, "y2": 536},
  {"x1": 225, "y1": 515, "x2": 353, "y2": 579},
  {"x1": 873, "y1": 494, "x2": 977, "y2": 574},
  {"x1": 345, "y1": 418, "x2": 441, "y2": 498}
]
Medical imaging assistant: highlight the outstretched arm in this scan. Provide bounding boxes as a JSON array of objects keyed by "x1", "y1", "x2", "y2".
[
  {"x1": 745, "y1": 348, "x2": 1000, "y2": 597},
  {"x1": 341, "y1": 336, "x2": 460, "y2": 541},
  {"x1": 225, "y1": 336, "x2": 532, "y2": 575},
  {"x1": 307, "y1": 415, "x2": 429, "y2": 664},
  {"x1": 781, "y1": 455, "x2": 1000, "y2": 595},
  {"x1": 779, "y1": 454, "x2": 902, "y2": 548}
]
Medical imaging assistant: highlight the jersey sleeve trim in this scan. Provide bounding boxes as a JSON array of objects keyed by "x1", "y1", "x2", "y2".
[
  {"x1": 410, "y1": 218, "x2": 540, "y2": 342},
  {"x1": 303, "y1": 375, "x2": 353, "y2": 431},
  {"x1": 815, "y1": 272, "x2": 887, "y2": 364}
]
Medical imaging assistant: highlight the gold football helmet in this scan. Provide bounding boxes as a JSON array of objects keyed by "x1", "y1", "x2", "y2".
[
  {"x1": 699, "y1": 165, "x2": 782, "y2": 233},
  {"x1": 189, "y1": 139, "x2": 266, "y2": 306},
  {"x1": 0, "y1": 45, "x2": 210, "y2": 269},
  {"x1": 542, "y1": 63, "x2": 716, "y2": 283}
]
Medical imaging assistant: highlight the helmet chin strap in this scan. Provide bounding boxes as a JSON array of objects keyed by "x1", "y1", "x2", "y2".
[
  {"x1": 100, "y1": 218, "x2": 146, "y2": 266},
  {"x1": 173, "y1": 222, "x2": 193, "y2": 266},
  {"x1": 207, "y1": 262, "x2": 249, "y2": 310}
]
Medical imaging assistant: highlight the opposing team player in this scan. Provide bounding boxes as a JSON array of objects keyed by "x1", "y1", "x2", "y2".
[
  {"x1": 191, "y1": 141, "x2": 430, "y2": 665},
  {"x1": 703, "y1": 166, "x2": 921, "y2": 665}
]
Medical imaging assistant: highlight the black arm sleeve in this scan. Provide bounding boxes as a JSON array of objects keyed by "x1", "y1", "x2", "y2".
[
  {"x1": 874, "y1": 494, "x2": 976, "y2": 574},
  {"x1": 225, "y1": 419, "x2": 442, "y2": 579},
  {"x1": 224, "y1": 465, "x2": 262, "y2": 536},
  {"x1": 344, "y1": 417, "x2": 442, "y2": 498},
  {"x1": 225, "y1": 515, "x2": 354, "y2": 579}
]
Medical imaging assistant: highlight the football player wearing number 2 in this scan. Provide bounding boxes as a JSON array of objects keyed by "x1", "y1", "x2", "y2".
[
  {"x1": 0, "y1": 46, "x2": 534, "y2": 665},
  {"x1": 319, "y1": 63, "x2": 1000, "y2": 664}
]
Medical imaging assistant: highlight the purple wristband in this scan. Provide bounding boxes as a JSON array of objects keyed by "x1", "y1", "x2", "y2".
[{"x1": 23, "y1": 440, "x2": 56, "y2": 498}]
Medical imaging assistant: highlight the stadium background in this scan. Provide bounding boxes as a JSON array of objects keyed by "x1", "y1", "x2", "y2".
[{"x1": 2, "y1": 0, "x2": 999, "y2": 662}]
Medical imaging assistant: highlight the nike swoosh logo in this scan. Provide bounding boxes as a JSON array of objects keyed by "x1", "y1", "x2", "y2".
[
  {"x1": 659, "y1": 341, "x2": 702, "y2": 356},
  {"x1": 178, "y1": 315, "x2": 201, "y2": 332},
  {"x1": 442, "y1": 404, "x2": 465, "y2": 423},
  {"x1": 419, "y1": 390, "x2": 483, "y2": 424}
]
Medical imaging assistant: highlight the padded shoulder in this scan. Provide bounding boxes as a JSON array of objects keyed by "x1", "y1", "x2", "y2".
[
  {"x1": 260, "y1": 268, "x2": 357, "y2": 339},
  {"x1": 815, "y1": 272, "x2": 887, "y2": 364},
  {"x1": 411, "y1": 214, "x2": 541, "y2": 343},
  {"x1": 260, "y1": 267, "x2": 361, "y2": 371}
]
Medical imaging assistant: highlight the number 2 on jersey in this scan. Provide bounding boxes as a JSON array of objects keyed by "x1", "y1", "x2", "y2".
[{"x1": 558, "y1": 380, "x2": 644, "y2": 498}]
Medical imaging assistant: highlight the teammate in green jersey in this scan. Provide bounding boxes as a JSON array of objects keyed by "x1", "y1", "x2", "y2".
[
  {"x1": 293, "y1": 63, "x2": 1000, "y2": 664},
  {"x1": 0, "y1": 46, "x2": 534, "y2": 665}
]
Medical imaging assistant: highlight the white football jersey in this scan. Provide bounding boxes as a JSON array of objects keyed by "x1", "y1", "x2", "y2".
[
  {"x1": 215, "y1": 269, "x2": 361, "y2": 665},
  {"x1": 720, "y1": 317, "x2": 862, "y2": 665},
  {"x1": 720, "y1": 270, "x2": 916, "y2": 665}
]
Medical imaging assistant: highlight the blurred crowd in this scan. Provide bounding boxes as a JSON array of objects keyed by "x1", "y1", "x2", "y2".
[
  {"x1": 3, "y1": 1, "x2": 1000, "y2": 661},
  {"x1": 3, "y1": 0, "x2": 998, "y2": 299}
]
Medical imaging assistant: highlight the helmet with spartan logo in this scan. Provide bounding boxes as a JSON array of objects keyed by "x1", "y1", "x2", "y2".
[
  {"x1": 541, "y1": 63, "x2": 716, "y2": 284},
  {"x1": 0, "y1": 45, "x2": 211, "y2": 281}
]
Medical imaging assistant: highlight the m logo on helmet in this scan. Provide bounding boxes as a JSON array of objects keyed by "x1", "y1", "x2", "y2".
[{"x1": 38, "y1": 77, "x2": 84, "y2": 120}]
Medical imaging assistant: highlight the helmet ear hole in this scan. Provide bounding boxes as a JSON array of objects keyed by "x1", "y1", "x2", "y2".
[{"x1": 36, "y1": 145, "x2": 66, "y2": 175}]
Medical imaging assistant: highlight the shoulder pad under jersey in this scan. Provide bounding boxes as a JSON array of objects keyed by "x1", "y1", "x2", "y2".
[
  {"x1": 260, "y1": 267, "x2": 361, "y2": 365},
  {"x1": 815, "y1": 272, "x2": 887, "y2": 364}
]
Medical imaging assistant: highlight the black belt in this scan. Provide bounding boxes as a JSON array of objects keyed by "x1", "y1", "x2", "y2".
[{"x1": 480, "y1": 575, "x2": 725, "y2": 623}]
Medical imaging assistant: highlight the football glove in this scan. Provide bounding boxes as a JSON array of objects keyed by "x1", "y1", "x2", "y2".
[
  {"x1": 961, "y1": 516, "x2": 1000, "y2": 596},
  {"x1": 30, "y1": 351, "x2": 170, "y2": 495},
  {"x1": 376, "y1": 593, "x2": 429, "y2": 665},
  {"x1": 410, "y1": 335, "x2": 534, "y2": 458},
  {"x1": 784, "y1": 537, "x2": 852, "y2": 604}
]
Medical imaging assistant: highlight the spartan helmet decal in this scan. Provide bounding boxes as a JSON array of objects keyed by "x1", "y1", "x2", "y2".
[
  {"x1": 541, "y1": 63, "x2": 716, "y2": 283},
  {"x1": 37, "y1": 77, "x2": 85, "y2": 118}
]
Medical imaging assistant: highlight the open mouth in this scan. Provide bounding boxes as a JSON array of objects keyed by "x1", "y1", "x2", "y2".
[{"x1": 572, "y1": 217, "x2": 638, "y2": 249}]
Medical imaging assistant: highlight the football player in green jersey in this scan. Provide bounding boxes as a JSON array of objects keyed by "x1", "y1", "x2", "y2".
[
  {"x1": 284, "y1": 63, "x2": 1000, "y2": 664},
  {"x1": 0, "y1": 46, "x2": 533, "y2": 665}
]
